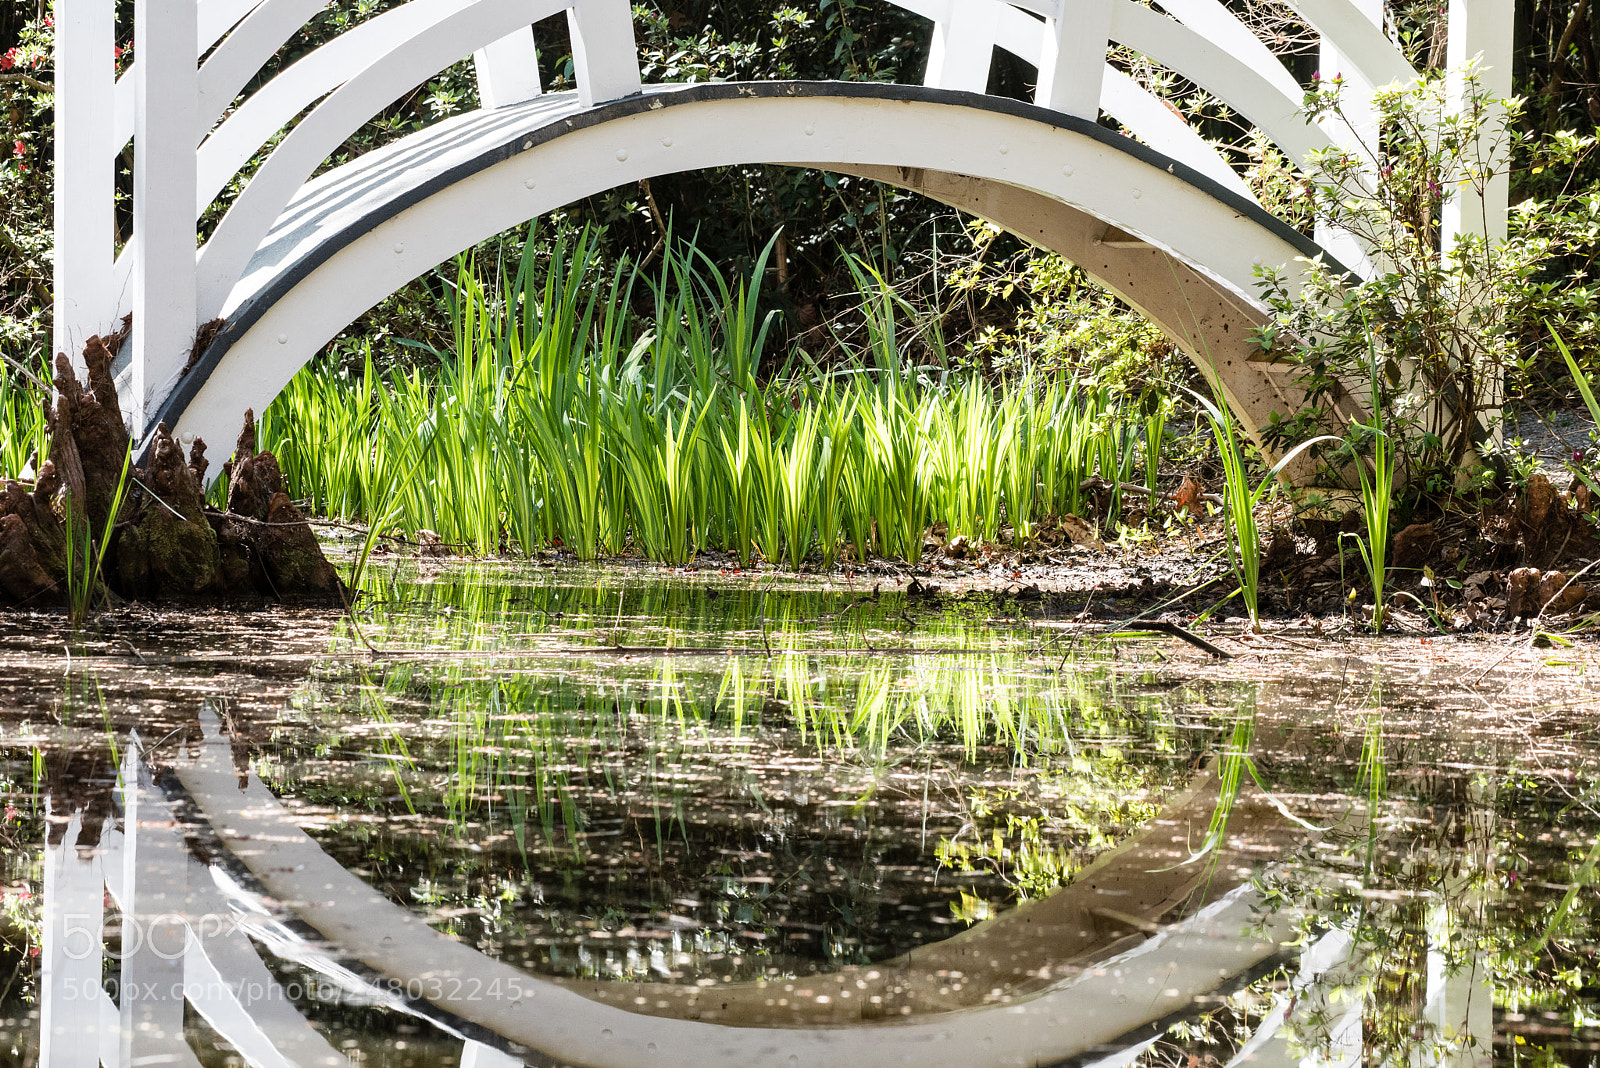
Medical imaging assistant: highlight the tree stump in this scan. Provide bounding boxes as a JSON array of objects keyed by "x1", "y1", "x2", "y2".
[{"x1": 0, "y1": 335, "x2": 346, "y2": 609}]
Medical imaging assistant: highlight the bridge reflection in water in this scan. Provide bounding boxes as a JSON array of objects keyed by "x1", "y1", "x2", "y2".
[{"x1": 34, "y1": 707, "x2": 1495, "y2": 1068}]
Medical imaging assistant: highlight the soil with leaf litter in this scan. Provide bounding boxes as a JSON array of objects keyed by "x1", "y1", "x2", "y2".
[{"x1": 381, "y1": 457, "x2": 1600, "y2": 648}]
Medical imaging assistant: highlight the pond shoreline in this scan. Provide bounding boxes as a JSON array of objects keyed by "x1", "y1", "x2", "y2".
[{"x1": 336, "y1": 497, "x2": 1600, "y2": 644}]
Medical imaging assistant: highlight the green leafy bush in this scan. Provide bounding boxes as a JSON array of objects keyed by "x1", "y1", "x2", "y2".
[{"x1": 1255, "y1": 64, "x2": 1599, "y2": 496}]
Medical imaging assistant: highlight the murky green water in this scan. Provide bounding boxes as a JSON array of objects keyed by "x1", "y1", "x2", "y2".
[{"x1": 0, "y1": 561, "x2": 1597, "y2": 1066}]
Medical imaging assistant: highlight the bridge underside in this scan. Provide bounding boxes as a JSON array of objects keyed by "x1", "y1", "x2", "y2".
[{"x1": 151, "y1": 82, "x2": 1351, "y2": 478}]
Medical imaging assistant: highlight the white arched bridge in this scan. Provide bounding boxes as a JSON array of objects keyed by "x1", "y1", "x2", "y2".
[{"x1": 51, "y1": 0, "x2": 1511, "y2": 468}]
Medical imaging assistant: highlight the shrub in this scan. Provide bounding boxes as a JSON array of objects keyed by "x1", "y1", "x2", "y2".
[{"x1": 1254, "y1": 64, "x2": 1598, "y2": 498}]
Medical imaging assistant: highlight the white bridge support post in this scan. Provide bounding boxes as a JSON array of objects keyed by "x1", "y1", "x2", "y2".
[
  {"x1": 131, "y1": 0, "x2": 201, "y2": 438},
  {"x1": 923, "y1": 0, "x2": 1002, "y2": 93},
  {"x1": 1443, "y1": 0, "x2": 1514, "y2": 447},
  {"x1": 52, "y1": 0, "x2": 117, "y2": 374},
  {"x1": 1314, "y1": 0, "x2": 1382, "y2": 276},
  {"x1": 474, "y1": 27, "x2": 544, "y2": 109},
  {"x1": 568, "y1": 0, "x2": 643, "y2": 108},
  {"x1": 1035, "y1": 0, "x2": 1111, "y2": 119},
  {"x1": 1443, "y1": 0, "x2": 1513, "y2": 244}
]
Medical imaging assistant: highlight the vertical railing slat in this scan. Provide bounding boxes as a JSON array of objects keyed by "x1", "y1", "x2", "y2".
[
  {"x1": 1035, "y1": 0, "x2": 1111, "y2": 119},
  {"x1": 132, "y1": 0, "x2": 201, "y2": 437},
  {"x1": 924, "y1": 0, "x2": 1001, "y2": 94},
  {"x1": 475, "y1": 26, "x2": 544, "y2": 108},
  {"x1": 568, "y1": 0, "x2": 642, "y2": 107},
  {"x1": 52, "y1": 0, "x2": 117, "y2": 373},
  {"x1": 1314, "y1": 0, "x2": 1382, "y2": 277},
  {"x1": 1443, "y1": 0, "x2": 1512, "y2": 245},
  {"x1": 118, "y1": 739, "x2": 201, "y2": 1066},
  {"x1": 40, "y1": 812, "x2": 105, "y2": 1068}
]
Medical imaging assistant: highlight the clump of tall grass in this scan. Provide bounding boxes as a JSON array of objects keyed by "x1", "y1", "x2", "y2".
[
  {"x1": 1187, "y1": 375, "x2": 1335, "y2": 632},
  {"x1": 262, "y1": 226, "x2": 1159, "y2": 565},
  {"x1": 62, "y1": 444, "x2": 132, "y2": 624},
  {"x1": 1344, "y1": 419, "x2": 1395, "y2": 633},
  {"x1": 0, "y1": 353, "x2": 50, "y2": 479}
]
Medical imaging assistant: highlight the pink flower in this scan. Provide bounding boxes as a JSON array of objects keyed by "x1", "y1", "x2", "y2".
[
  {"x1": 12, "y1": 140, "x2": 24, "y2": 156},
  {"x1": 43, "y1": 15, "x2": 53, "y2": 27},
  {"x1": 0, "y1": 49, "x2": 16, "y2": 71}
]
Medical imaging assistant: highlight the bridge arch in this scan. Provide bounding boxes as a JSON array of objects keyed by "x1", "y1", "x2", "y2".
[
  {"x1": 53, "y1": 0, "x2": 1511, "y2": 468},
  {"x1": 155, "y1": 82, "x2": 1338, "y2": 468}
]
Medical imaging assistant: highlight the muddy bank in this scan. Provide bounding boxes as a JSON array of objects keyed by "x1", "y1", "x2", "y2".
[{"x1": 471, "y1": 472, "x2": 1600, "y2": 638}]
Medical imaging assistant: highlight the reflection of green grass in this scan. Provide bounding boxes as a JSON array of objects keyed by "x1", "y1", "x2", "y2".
[
  {"x1": 343, "y1": 563, "x2": 1038, "y2": 657},
  {"x1": 273, "y1": 637, "x2": 1206, "y2": 982},
  {"x1": 268, "y1": 563, "x2": 1261, "y2": 982},
  {"x1": 294, "y1": 603, "x2": 1197, "y2": 847}
]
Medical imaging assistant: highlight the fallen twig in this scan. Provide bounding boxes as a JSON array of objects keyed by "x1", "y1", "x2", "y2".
[{"x1": 1105, "y1": 618, "x2": 1234, "y2": 659}]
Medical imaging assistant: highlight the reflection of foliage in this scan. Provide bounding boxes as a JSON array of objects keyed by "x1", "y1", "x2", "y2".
[
  {"x1": 937, "y1": 809, "x2": 1085, "y2": 904},
  {"x1": 1488, "y1": 778, "x2": 1600, "y2": 1036},
  {"x1": 937, "y1": 756, "x2": 1166, "y2": 912},
  {"x1": 1241, "y1": 766, "x2": 1600, "y2": 1068},
  {"x1": 254, "y1": 571, "x2": 1223, "y2": 982},
  {"x1": 0, "y1": 773, "x2": 42, "y2": 985}
]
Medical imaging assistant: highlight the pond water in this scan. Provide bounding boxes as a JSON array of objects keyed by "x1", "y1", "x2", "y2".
[{"x1": 0, "y1": 561, "x2": 1597, "y2": 1067}]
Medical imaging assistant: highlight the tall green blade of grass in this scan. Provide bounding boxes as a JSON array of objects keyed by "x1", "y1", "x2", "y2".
[
  {"x1": 779, "y1": 404, "x2": 821, "y2": 568},
  {"x1": 839, "y1": 405, "x2": 878, "y2": 563},
  {"x1": 749, "y1": 399, "x2": 786, "y2": 565},
  {"x1": 616, "y1": 402, "x2": 668, "y2": 559},
  {"x1": 1186, "y1": 377, "x2": 1338, "y2": 632},
  {"x1": 1345, "y1": 412, "x2": 1395, "y2": 632},
  {"x1": 0, "y1": 354, "x2": 49, "y2": 480},
  {"x1": 814, "y1": 392, "x2": 856, "y2": 569},
  {"x1": 717, "y1": 397, "x2": 759, "y2": 565},
  {"x1": 1000, "y1": 386, "x2": 1036, "y2": 543},
  {"x1": 659, "y1": 397, "x2": 714, "y2": 564}
]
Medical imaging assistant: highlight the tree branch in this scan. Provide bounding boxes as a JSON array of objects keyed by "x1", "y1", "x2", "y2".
[
  {"x1": 1545, "y1": 0, "x2": 1590, "y2": 132},
  {"x1": 0, "y1": 71, "x2": 50, "y2": 92}
]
